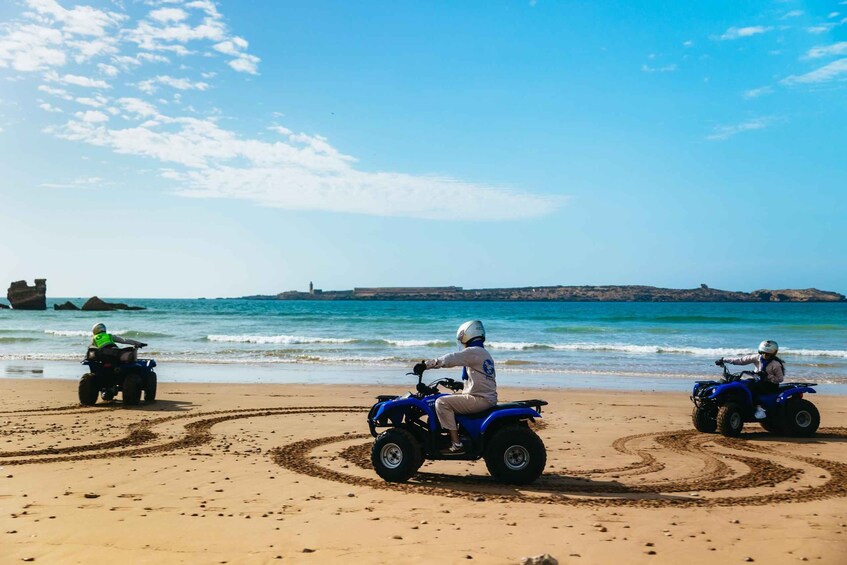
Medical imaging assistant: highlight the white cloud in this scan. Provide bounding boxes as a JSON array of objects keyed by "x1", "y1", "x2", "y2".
[
  {"x1": 75, "y1": 94, "x2": 108, "y2": 107},
  {"x1": 37, "y1": 84, "x2": 71, "y2": 99},
  {"x1": 51, "y1": 109, "x2": 558, "y2": 220},
  {"x1": 41, "y1": 175, "x2": 105, "y2": 189},
  {"x1": 807, "y1": 24, "x2": 836, "y2": 34},
  {"x1": 0, "y1": 0, "x2": 552, "y2": 220},
  {"x1": 214, "y1": 37, "x2": 260, "y2": 74},
  {"x1": 743, "y1": 86, "x2": 772, "y2": 99},
  {"x1": 39, "y1": 102, "x2": 62, "y2": 113},
  {"x1": 0, "y1": 24, "x2": 65, "y2": 71},
  {"x1": 228, "y1": 55, "x2": 259, "y2": 74},
  {"x1": 97, "y1": 63, "x2": 119, "y2": 76},
  {"x1": 782, "y1": 10, "x2": 804, "y2": 19},
  {"x1": 150, "y1": 8, "x2": 189, "y2": 23},
  {"x1": 707, "y1": 117, "x2": 773, "y2": 141},
  {"x1": 117, "y1": 97, "x2": 164, "y2": 119},
  {"x1": 782, "y1": 58, "x2": 847, "y2": 84},
  {"x1": 138, "y1": 75, "x2": 209, "y2": 93},
  {"x1": 25, "y1": 0, "x2": 127, "y2": 37},
  {"x1": 719, "y1": 26, "x2": 772, "y2": 40},
  {"x1": 807, "y1": 42, "x2": 847, "y2": 59},
  {"x1": 75, "y1": 110, "x2": 109, "y2": 123},
  {"x1": 641, "y1": 63, "x2": 677, "y2": 73},
  {"x1": 45, "y1": 70, "x2": 110, "y2": 88},
  {"x1": 683, "y1": 40, "x2": 694, "y2": 48}
]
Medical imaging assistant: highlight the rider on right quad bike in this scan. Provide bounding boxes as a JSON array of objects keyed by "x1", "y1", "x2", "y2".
[{"x1": 716, "y1": 339, "x2": 785, "y2": 420}]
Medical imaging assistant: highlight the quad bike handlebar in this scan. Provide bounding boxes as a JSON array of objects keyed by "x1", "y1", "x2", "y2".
[
  {"x1": 406, "y1": 371, "x2": 464, "y2": 396},
  {"x1": 715, "y1": 362, "x2": 758, "y2": 383}
]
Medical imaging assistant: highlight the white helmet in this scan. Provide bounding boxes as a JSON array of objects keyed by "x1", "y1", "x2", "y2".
[
  {"x1": 457, "y1": 320, "x2": 485, "y2": 345},
  {"x1": 758, "y1": 340, "x2": 778, "y2": 355},
  {"x1": 92, "y1": 322, "x2": 106, "y2": 335}
]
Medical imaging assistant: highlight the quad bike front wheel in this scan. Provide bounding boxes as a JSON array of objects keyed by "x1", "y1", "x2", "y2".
[
  {"x1": 371, "y1": 428, "x2": 423, "y2": 483},
  {"x1": 78, "y1": 373, "x2": 99, "y2": 406},
  {"x1": 122, "y1": 374, "x2": 142, "y2": 406},
  {"x1": 783, "y1": 398, "x2": 820, "y2": 437},
  {"x1": 716, "y1": 402, "x2": 744, "y2": 437},
  {"x1": 484, "y1": 425, "x2": 546, "y2": 485},
  {"x1": 691, "y1": 405, "x2": 717, "y2": 433},
  {"x1": 144, "y1": 372, "x2": 157, "y2": 403}
]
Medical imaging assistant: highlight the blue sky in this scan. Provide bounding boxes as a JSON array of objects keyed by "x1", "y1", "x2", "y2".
[{"x1": 0, "y1": 0, "x2": 845, "y2": 298}]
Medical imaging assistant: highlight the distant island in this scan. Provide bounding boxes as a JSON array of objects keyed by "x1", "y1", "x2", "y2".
[{"x1": 241, "y1": 283, "x2": 845, "y2": 302}]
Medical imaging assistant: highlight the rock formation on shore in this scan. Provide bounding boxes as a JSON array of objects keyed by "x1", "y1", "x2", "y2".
[
  {"x1": 244, "y1": 284, "x2": 846, "y2": 302},
  {"x1": 7, "y1": 279, "x2": 47, "y2": 310},
  {"x1": 81, "y1": 296, "x2": 145, "y2": 311},
  {"x1": 53, "y1": 301, "x2": 80, "y2": 311}
]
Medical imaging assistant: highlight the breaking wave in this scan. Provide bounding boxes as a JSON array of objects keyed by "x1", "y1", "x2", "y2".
[
  {"x1": 487, "y1": 342, "x2": 847, "y2": 358},
  {"x1": 206, "y1": 334, "x2": 356, "y2": 345}
]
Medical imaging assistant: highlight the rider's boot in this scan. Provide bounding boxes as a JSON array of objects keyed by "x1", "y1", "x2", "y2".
[
  {"x1": 441, "y1": 442, "x2": 465, "y2": 455},
  {"x1": 754, "y1": 405, "x2": 766, "y2": 419}
]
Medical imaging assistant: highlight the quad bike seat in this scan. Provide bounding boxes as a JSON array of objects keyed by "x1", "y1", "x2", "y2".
[
  {"x1": 778, "y1": 382, "x2": 817, "y2": 390},
  {"x1": 86, "y1": 346, "x2": 137, "y2": 363},
  {"x1": 466, "y1": 399, "x2": 548, "y2": 419}
]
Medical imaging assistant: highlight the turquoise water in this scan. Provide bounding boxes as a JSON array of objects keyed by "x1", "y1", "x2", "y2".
[{"x1": 1, "y1": 299, "x2": 846, "y2": 387}]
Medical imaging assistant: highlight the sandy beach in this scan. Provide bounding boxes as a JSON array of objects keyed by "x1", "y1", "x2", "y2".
[{"x1": 1, "y1": 378, "x2": 846, "y2": 564}]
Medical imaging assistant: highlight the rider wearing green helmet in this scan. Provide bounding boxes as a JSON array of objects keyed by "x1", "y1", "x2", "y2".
[{"x1": 90, "y1": 322, "x2": 147, "y2": 353}]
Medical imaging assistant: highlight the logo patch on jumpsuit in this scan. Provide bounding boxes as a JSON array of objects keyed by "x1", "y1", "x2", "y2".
[{"x1": 482, "y1": 359, "x2": 495, "y2": 379}]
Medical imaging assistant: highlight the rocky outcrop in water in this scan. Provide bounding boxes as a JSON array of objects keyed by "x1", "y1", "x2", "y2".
[
  {"x1": 53, "y1": 301, "x2": 80, "y2": 311},
  {"x1": 0, "y1": 302, "x2": 9, "y2": 309},
  {"x1": 7, "y1": 279, "x2": 47, "y2": 310},
  {"x1": 81, "y1": 296, "x2": 145, "y2": 311}
]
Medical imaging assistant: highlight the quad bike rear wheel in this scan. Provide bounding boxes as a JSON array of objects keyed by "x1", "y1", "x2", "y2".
[
  {"x1": 78, "y1": 373, "x2": 98, "y2": 406},
  {"x1": 122, "y1": 374, "x2": 142, "y2": 407},
  {"x1": 783, "y1": 398, "x2": 820, "y2": 437},
  {"x1": 144, "y1": 372, "x2": 157, "y2": 403},
  {"x1": 691, "y1": 405, "x2": 717, "y2": 433},
  {"x1": 371, "y1": 428, "x2": 423, "y2": 483},
  {"x1": 716, "y1": 402, "x2": 744, "y2": 437},
  {"x1": 484, "y1": 425, "x2": 546, "y2": 485}
]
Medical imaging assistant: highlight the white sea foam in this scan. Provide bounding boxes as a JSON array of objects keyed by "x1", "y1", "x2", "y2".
[
  {"x1": 206, "y1": 334, "x2": 356, "y2": 345},
  {"x1": 384, "y1": 339, "x2": 451, "y2": 347},
  {"x1": 45, "y1": 329, "x2": 127, "y2": 337},
  {"x1": 487, "y1": 341, "x2": 847, "y2": 358}
]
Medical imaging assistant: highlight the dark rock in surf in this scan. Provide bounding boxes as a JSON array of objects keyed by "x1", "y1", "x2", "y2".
[
  {"x1": 53, "y1": 301, "x2": 80, "y2": 311},
  {"x1": 7, "y1": 279, "x2": 47, "y2": 310},
  {"x1": 81, "y1": 296, "x2": 145, "y2": 311}
]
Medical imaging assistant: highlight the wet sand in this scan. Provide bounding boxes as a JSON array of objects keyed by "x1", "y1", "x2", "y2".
[{"x1": 1, "y1": 378, "x2": 846, "y2": 564}]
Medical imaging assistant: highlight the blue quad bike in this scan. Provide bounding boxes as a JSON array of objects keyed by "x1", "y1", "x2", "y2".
[
  {"x1": 367, "y1": 372, "x2": 548, "y2": 484},
  {"x1": 79, "y1": 345, "x2": 157, "y2": 407},
  {"x1": 690, "y1": 363, "x2": 819, "y2": 437}
]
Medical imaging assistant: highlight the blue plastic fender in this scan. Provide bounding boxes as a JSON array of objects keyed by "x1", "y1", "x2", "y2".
[
  {"x1": 708, "y1": 381, "x2": 753, "y2": 406},
  {"x1": 777, "y1": 386, "x2": 816, "y2": 404},
  {"x1": 373, "y1": 396, "x2": 440, "y2": 429},
  {"x1": 479, "y1": 408, "x2": 542, "y2": 435}
]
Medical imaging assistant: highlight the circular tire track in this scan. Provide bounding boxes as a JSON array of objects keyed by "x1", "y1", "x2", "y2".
[
  {"x1": 271, "y1": 426, "x2": 847, "y2": 508},
  {"x1": 5, "y1": 404, "x2": 847, "y2": 507}
]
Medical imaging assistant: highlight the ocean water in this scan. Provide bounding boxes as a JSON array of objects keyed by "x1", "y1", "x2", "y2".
[{"x1": 1, "y1": 299, "x2": 846, "y2": 389}]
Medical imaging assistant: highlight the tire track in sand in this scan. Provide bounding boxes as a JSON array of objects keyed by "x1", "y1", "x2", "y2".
[{"x1": 4, "y1": 405, "x2": 847, "y2": 508}]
